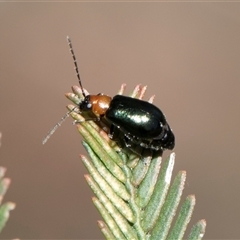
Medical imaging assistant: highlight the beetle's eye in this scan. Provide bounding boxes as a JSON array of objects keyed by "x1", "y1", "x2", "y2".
[{"x1": 87, "y1": 103, "x2": 92, "y2": 109}]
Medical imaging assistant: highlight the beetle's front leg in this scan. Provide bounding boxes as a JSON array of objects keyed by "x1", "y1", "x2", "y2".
[{"x1": 73, "y1": 116, "x2": 100, "y2": 124}]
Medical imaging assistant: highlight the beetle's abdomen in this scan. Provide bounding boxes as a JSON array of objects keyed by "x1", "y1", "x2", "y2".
[{"x1": 106, "y1": 95, "x2": 167, "y2": 139}]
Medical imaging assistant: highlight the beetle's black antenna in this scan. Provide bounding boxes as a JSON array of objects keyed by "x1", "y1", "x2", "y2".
[
  {"x1": 67, "y1": 36, "x2": 85, "y2": 97},
  {"x1": 43, "y1": 37, "x2": 84, "y2": 145},
  {"x1": 42, "y1": 107, "x2": 77, "y2": 145}
]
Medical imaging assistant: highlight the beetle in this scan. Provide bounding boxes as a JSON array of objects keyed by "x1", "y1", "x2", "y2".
[{"x1": 43, "y1": 37, "x2": 175, "y2": 152}]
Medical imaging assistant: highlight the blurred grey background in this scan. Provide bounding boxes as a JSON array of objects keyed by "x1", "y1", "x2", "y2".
[{"x1": 1, "y1": 2, "x2": 240, "y2": 239}]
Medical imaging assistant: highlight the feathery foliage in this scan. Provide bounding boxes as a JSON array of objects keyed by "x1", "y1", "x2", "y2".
[
  {"x1": 66, "y1": 85, "x2": 206, "y2": 240},
  {"x1": 0, "y1": 133, "x2": 15, "y2": 234}
]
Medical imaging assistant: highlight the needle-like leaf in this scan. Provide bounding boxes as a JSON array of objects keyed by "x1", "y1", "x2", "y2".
[
  {"x1": 0, "y1": 133, "x2": 15, "y2": 234},
  {"x1": 66, "y1": 85, "x2": 207, "y2": 239}
]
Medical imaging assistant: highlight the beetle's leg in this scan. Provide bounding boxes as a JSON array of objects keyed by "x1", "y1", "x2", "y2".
[
  {"x1": 108, "y1": 124, "x2": 116, "y2": 139},
  {"x1": 123, "y1": 136, "x2": 132, "y2": 148},
  {"x1": 73, "y1": 117, "x2": 100, "y2": 124}
]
